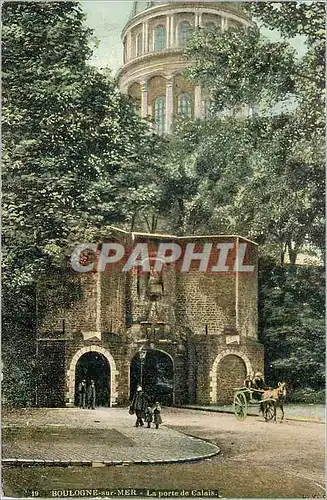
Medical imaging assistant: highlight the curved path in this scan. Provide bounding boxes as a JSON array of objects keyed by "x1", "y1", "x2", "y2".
[{"x1": 2, "y1": 407, "x2": 219, "y2": 465}]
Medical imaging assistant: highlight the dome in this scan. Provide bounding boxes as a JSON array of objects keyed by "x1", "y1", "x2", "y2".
[{"x1": 130, "y1": 1, "x2": 245, "y2": 18}]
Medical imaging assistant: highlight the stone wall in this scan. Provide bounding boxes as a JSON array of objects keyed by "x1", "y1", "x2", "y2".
[{"x1": 36, "y1": 231, "x2": 263, "y2": 408}]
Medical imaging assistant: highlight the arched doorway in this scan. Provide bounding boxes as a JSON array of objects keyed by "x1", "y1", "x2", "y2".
[
  {"x1": 74, "y1": 352, "x2": 110, "y2": 407},
  {"x1": 216, "y1": 354, "x2": 247, "y2": 404},
  {"x1": 130, "y1": 349, "x2": 174, "y2": 405}
]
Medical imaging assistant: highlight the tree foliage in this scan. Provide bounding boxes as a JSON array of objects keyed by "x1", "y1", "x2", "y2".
[
  {"x1": 2, "y1": 1, "x2": 164, "y2": 405},
  {"x1": 2, "y1": 1, "x2": 163, "y2": 289},
  {"x1": 259, "y1": 261, "x2": 325, "y2": 390},
  {"x1": 164, "y1": 5, "x2": 325, "y2": 264},
  {"x1": 159, "y1": 2, "x2": 325, "y2": 389}
]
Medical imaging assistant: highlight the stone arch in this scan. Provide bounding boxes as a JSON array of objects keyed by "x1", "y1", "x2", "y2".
[
  {"x1": 173, "y1": 74, "x2": 194, "y2": 116},
  {"x1": 129, "y1": 347, "x2": 175, "y2": 405},
  {"x1": 66, "y1": 345, "x2": 118, "y2": 407},
  {"x1": 209, "y1": 349, "x2": 253, "y2": 403}
]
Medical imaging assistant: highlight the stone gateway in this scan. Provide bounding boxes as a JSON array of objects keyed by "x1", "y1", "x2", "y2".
[{"x1": 36, "y1": 230, "x2": 264, "y2": 407}]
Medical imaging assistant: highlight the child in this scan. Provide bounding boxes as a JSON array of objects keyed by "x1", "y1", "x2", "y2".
[
  {"x1": 153, "y1": 402, "x2": 162, "y2": 429},
  {"x1": 145, "y1": 406, "x2": 153, "y2": 428}
]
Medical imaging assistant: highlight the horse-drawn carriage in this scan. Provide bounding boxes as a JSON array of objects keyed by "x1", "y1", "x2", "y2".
[{"x1": 233, "y1": 383, "x2": 286, "y2": 421}]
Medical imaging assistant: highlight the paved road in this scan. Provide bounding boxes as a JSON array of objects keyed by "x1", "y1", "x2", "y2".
[
  {"x1": 2, "y1": 407, "x2": 218, "y2": 464},
  {"x1": 166, "y1": 408, "x2": 326, "y2": 496},
  {"x1": 2, "y1": 407, "x2": 325, "y2": 498}
]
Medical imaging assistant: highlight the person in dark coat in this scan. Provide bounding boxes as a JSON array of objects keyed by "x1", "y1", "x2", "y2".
[
  {"x1": 78, "y1": 379, "x2": 86, "y2": 409},
  {"x1": 131, "y1": 386, "x2": 148, "y2": 427},
  {"x1": 145, "y1": 406, "x2": 153, "y2": 428},
  {"x1": 252, "y1": 372, "x2": 268, "y2": 400},
  {"x1": 153, "y1": 402, "x2": 162, "y2": 429},
  {"x1": 252, "y1": 372, "x2": 267, "y2": 390},
  {"x1": 87, "y1": 379, "x2": 96, "y2": 409}
]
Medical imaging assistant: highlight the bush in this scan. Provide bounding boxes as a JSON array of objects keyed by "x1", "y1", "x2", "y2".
[{"x1": 287, "y1": 388, "x2": 325, "y2": 404}]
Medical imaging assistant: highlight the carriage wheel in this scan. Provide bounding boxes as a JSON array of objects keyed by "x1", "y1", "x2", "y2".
[
  {"x1": 234, "y1": 392, "x2": 248, "y2": 421},
  {"x1": 264, "y1": 401, "x2": 275, "y2": 422}
]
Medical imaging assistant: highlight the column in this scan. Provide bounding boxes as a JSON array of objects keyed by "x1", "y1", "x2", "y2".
[
  {"x1": 198, "y1": 12, "x2": 203, "y2": 27},
  {"x1": 144, "y1": 20, "x2": 149, "y2": 53},
  {"x1": 166, "y1": 15, "x2": 170, "y2": 48},
  {"x1": 141, "y1": 82, "x2": 148, "y2": 118},
  {"x1": 194, "y1": 85, "x2": 202, "y2": 119},
  {"x1": 170, "y1": 15, "x2": 175, "y2": 47},
  {"x1": 165, "y1": 77, "x2": 173, "y2": 134},
  {"x1": 127, "y1": 31, "x2": 133, "y2": 60},
  {"x1": 222, "y1": 17, "x2": 228, "y2": 31},
  {"x1": 195, "y1": 12, "x2": 199, "y2": 27}
]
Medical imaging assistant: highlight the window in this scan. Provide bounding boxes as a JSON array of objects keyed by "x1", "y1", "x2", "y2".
[
  {"x1": 178, "y1": 92, "x2": 192, "y2": 117},
  {"x1": 178, "y1": 21, "x2": 192, "y2": 48},
  {"x1": 204, "y1": 22, "x2": 216, "y2": 32},
  {"x1": 136, "y1": 32, "x2": 143, "y2": 57},
  {"x1": 154, "y1": 24, "x2": 166, "y2": 51},
  {"x1": 154, "y1": 95, "x2": 165, "y2": 135}
]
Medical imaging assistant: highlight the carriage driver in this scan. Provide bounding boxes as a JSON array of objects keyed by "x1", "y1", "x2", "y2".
[
  {"x1": 252, "y1": 372, "x2": 268, "y2": 391},
  {"x1": 243, "y1": 374, "x2": 253, "y2": 389}
]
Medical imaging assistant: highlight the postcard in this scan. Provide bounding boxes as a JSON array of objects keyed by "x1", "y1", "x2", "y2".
[{"x1": 2, "y1": 1, "x2": 325, "y2": 499}]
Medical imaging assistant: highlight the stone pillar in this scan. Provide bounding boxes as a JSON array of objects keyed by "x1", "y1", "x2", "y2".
[
  {"x1": 166, "y1": 15, "x2": 170, "y2": 48},
  {"x1": 141, "y1": 82, "x2": 148, "y2": 118},
  {"x1": 143, "y1": 20, "x2": 149, "y2": 53},
  {"x1": 222, "y1": 17, "x2": 228, "y2": 31},
  {"x1": 170, "y1": 15, "x2": 175, "y2": 47},
  {"x1": 198, "y1": 12, "x2": 203, "y2": 27},
  {"x1": 165, "y1": 77, "x2": 173, "y2": 134},
  {"x1": 127, "y1": 31, "x2": 132, "y2": 60},
  {"x1": 194, "y1": 85, "x2": 202, "y2": 119}
]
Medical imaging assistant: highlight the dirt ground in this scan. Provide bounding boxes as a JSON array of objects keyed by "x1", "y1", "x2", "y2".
[{"x1": 2, "y1": 407, "x2": 326, "y2": 499}]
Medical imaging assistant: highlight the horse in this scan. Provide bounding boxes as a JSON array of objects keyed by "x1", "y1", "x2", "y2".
[{"x1": 260, "y1": 382, "x2": 287, "y2": 422}]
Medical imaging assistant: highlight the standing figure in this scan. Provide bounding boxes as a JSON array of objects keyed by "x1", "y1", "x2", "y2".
[
  {"x1": 145, "y1": 406, "x2": 153, "y2": 428},
  {"x1": 131, "y1": 386, "x2": 148, "y2": 427},
  {"x1": 78, "y1": 379, "x2": 87, "y2": 409},
  {"x1": 153, "y1": 402, "x2": 162, "y2": 429},
  {"x1": 87, "y1": 379, "x2": 96, "y2": 409}
]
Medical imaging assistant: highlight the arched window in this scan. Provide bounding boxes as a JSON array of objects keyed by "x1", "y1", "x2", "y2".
[
  {"x1": 205, "y1": 22, "x2": 216, "y2": 32},
  {"x1": 178, "y1": 21, "x2": 192, "y2": 47},
  {"x1": 178, "y1": 92, "x2": 192, "y2": 117},
  {"x1": 136, "y1": 32, "x2": 143, "y2": 57},
  {"x1": 154, "y1": 25, "x2": 166, "y2": 52},
  {"x1": 154, "y1": 95, "x2": 166, "y2": 135}
]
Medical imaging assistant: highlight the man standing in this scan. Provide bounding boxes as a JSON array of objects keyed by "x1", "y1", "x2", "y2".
[
  {"x1": 87, "y1": 379, "x2": 96, "y2": 409},
  {"x1": 78, "y1": 379, "x2": 87, "y2": 409},
  {"x1": 131, "y1": 386, "x2": 148, "y2": 427}
]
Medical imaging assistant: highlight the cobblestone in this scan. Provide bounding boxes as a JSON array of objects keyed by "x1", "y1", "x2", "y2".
[{"x1": 2, "y1": 407, "x2": 219, "y2": 465}]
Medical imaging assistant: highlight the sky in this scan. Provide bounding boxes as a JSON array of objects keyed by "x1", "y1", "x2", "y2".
[{"x1": 81, "y1": 1, "x2": 307, "y2": 75}]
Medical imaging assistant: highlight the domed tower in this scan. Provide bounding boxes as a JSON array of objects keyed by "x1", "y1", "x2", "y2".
[{"x1": 117, "y1": 1, "x2": 252, "y2": 134}]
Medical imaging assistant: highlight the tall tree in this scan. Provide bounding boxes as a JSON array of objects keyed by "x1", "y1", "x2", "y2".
[
  {"x1": 2, "y1": 1, "x2": 163, "y2": 405},
  {"x1": 166, "y1": 10, "x2": 325, "y2": 264}
]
